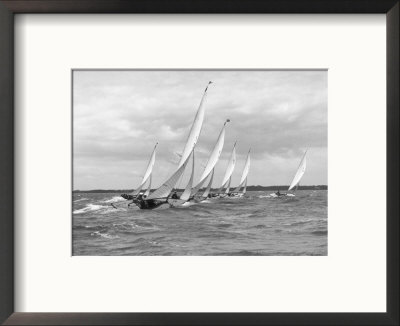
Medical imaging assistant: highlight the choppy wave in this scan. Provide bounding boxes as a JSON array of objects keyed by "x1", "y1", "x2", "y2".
[
  {"x1": 73, "y1": 204, "x2": 108, "y2": 215},
  {"x1": 90, "y1": 231, "x2": 120, "y2": 239},
  {"x1": 73, "y1": 198, "x2": 88, "y2": 202},
  {"x1": 73, "y1": 190, "x2": 328, "y2": 256},
  {"x1": 103, "y1": 196, "x2": 125, "y2": 203}
]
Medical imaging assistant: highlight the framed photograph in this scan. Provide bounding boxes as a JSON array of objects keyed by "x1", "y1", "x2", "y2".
[{"x1": 0, "y1": 1, "x2": 398, "y2": 325}]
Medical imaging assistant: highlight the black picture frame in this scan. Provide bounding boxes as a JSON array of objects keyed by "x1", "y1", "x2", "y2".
[{"x1": 0, "y1": 1, "x2": 398, "y2": 325}]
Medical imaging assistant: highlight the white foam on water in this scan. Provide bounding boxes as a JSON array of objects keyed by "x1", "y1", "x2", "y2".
[
  {"x1": 90, "y1": 231, "x2": 119, "y2": 239},
  {"x1": 182, "y1": 201, "x2": 196, "y2": 207},
  {"x1": 73, "y1": 198, "x2": 88, "y2": 202},
  {"x1": 73, "y1": 204, "x2": 108, "y2": 215},
  {"x1": 103, "y1": 196, "x2": 126, "y2": 203}
]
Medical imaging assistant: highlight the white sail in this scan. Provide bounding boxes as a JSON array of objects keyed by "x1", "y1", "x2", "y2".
[
  {"x1": 146, "y1": 83, "x2": 211, "y2": 200},
  {"x1": 224, "y1": 177, "x2": 231, "y2": 194},
  {"x1": 232, "y1": 149, "x2": 251, "y2": 193},
  {"x1": 146, "y1": 151, "x2": 192, "y2": 199},
  {"x1": 201, "y1": 169, "x2": 214, "y2": 198},
  {"x1": 220, "y1": 142, "x2": 237, "y2": 189},
  {"x1": 191, "y1": 119, "x2": 229, "y2": 196},
  {"x1": 177, "y1": 81, "x2": 212, "y2": 169},
  {"x1": 242, "y1": 178, "x2": 247, "y2": 194},
  {"x1": 143, "y1": 175, "x2": 152, "y2": 197},
  {"x1": 180, "y1": 150, "x2": 195, "y2": 201},
  {"x1": 288, "y1": 150, "x2": 307, "y2": 191},
  {"x1": 132, "y1": 142, "x2": 158, "y2": 196},
  {"x1": 239, "y1": 149, "x2": 251, "y2": 185}
]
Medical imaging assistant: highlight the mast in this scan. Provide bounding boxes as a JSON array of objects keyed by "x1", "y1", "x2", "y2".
[
  {"x1": 190, "y1": 119, "x2": 230, "y2": 197},
  {"x1": 288, "y1": 149, "x2": 307, "y2": 191},
  {"x1": 146, "y1": 83, "x2": 211, "y2": 200},
  {"x1": 132, "y1": 142, "x2": 158, "y2": 196}
]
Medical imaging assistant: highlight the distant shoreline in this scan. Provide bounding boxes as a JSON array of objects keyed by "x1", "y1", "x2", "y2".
[{"x1": 73, "y1": 185, "x2": 328, "y2": 193}]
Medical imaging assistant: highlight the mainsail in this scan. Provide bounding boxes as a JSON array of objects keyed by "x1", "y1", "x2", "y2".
[
  {"x1": 191, "y1": 119, "x2": 229, "y2": 196},
  {"x1": 180, "y1": 150, "x2": 195, "y2": 201},
  {"x1": 146, "y1": 83, "x2": 211, "y2": 200},
  {"x1": 143, "y1": 175, "x2": 152, "y2": 197},
  {"x1": 242, "y1": 178, "x2": 247, "y2": 194},
  {"x1": 288, "y1": 150, "x2": 307, "y2": 191},
  {"x1": 201, "y1": 168, "x2": 214, "y2": 198},
  {"x1": 218, "y1": 142, "x2": 236, "y2": 193},
  {"x1": 224, "y1": 177, "x2": 231, "y2": 194},
  {"x1": 132, "y1": 142, "x2": 158, "y2": 196},
  {"x1": 177, "y1": 81, "x2": 212, "y2": 168},
  {"x1": 232, "y1": 149, "x2": 251, "y2": 193},
  {"x1": 146, "y1": 153, "x2": 192, "y2": 199}
]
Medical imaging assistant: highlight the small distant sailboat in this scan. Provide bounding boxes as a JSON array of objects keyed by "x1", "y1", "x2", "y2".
[
  {"x1": 133, "y1": 82, "x2": 212, "y2": 209},
  {"x1": 271, "y1": 149, "x2": 307, "y2": 198},
  {"x1": 230, "y1": 149, "x2": 251, "y2": 197}
]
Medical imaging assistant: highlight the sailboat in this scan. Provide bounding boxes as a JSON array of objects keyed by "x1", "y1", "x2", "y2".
[
  {"x1": 271, "y1": 149, "x2": 307, "y2": 198},
  {"x1": 167, "y1": 149, "x2": 195, "y2": 207},
  {"x1": 230, "y1": 149, "x2": 251, "y2": 198},
  {"x1": 214, "y1": 142, "x2": 237, "y2": 198},
  {"x1": 132, "y1": 81, "x2": 212, "y2": 209},
  {"x1": 170, "y1": 119, "x2": 230, "y2": 206},
  {"x1": 113, "y1": 142, "x2": 158, "y2": 209}
]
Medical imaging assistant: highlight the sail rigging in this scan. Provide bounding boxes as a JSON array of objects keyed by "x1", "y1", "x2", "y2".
[
  {"x1": 146, "y1": 83, "x2": 211, "y2": 200},
  {"x1": 190, "y1": 119, "x2": 229, "y2": 196},
  {"x1": 232, "y1": 149, "x2": 251, "y2": 192},
  {"x1": 132, "y1": 142, "x2": 158, "y2": 196},
  {"x1": 288, "y1": 150, "x2": 307, "y2": 191}
]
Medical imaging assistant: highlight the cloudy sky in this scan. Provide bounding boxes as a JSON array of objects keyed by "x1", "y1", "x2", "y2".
[{"x1": 73, "y1": 70, "x2": 327, "y2": 190}]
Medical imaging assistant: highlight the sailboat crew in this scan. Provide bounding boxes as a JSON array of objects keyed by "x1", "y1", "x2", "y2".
[{"x1": 121, "y1": 193, "x2": 134, "y2": 200}]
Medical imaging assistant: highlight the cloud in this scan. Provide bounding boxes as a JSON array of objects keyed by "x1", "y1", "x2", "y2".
[{"x1": 73, "y1": 70, "x2": 327, "y2": 190}]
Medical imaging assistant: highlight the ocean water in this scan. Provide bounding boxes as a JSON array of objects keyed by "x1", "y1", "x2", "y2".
[{"x1": 72, "y1": 190, "x2": 327, "y2": 256}]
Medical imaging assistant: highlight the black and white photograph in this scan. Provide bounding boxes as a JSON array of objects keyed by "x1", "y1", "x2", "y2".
[{"x1": 72, "y1": 70, "x2": 327, "y2": 256}]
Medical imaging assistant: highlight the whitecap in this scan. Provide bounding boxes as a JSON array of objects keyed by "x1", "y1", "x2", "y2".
[
  {"x1": 73, "y1": 204, "x2": 107, "y2": 214},
  {"x1": 73, "y1": 198, "x2": 88, "y2": 202},
  {"x1": 90, "y1": 231, "x2": 119, "y2": 239},
  {"x1": 103, "y1": 196, "x2": 125, "y2": 203}
]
